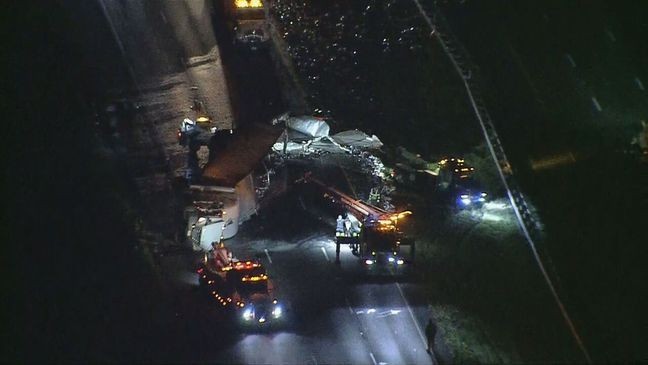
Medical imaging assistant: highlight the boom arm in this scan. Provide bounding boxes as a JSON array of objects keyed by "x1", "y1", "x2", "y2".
[{"x1": 302, "y1": 173, "x2": 389, "y2": 221}]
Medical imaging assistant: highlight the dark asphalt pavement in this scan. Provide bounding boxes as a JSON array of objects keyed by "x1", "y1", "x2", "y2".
[{"x1": 179, "y1": 190, "x2": 436, "y2": 364}]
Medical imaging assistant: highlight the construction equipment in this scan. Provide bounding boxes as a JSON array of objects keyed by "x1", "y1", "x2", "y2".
[
  {"x1": 436, "y1": 157, "x2": 475, "y2": 191},
  {"x1": 301, "y1": 173, "x2": 414, "y2": 267},
  {"x1": 436, "y1": 157, "x2": 490, "y2": 209}
]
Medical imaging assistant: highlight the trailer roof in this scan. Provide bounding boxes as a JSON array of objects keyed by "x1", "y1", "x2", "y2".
[{"x1": 201, "y1": 123, "x2": 283, "y2": 187}]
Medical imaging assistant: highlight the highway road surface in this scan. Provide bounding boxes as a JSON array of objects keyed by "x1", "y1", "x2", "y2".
[{"x1": 162, "y1": 190, "x2": 438, "y2": 364}]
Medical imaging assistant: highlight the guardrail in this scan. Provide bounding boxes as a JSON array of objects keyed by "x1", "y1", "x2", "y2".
[{"x1": 411, "y1": 1, "x2": 591, "y2": 362}]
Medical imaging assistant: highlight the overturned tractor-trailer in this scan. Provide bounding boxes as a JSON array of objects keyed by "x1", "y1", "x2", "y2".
[{"x1": 185, "y1": 122, "x2": 283, "y2": 251}]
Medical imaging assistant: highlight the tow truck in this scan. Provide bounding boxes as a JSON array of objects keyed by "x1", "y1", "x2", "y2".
[
  {"x1": 224, "y1": 0, "x2": 269, "y2": 50},
  {"x1": 197, "y1": 244, "x2": 283, "y2": 327},
  {"x1": 301, "y1": 173, "x2": 414, "y2": 268}
]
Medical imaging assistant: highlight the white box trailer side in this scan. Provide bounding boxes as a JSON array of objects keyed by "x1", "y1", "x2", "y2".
[{"x1": 187, "y1": 185, "x2": 241, "y2": 251}]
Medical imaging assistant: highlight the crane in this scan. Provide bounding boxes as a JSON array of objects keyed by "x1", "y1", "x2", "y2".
[{"x1": 300, "y1": 173, "x2": 414, "y2": 266}]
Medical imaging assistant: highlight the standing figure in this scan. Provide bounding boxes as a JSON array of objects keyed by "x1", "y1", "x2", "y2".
[
  {"x1": 425, "y1": 319, "x2": 437, "y2": 354},
  {"x1": 336, "y1": 215, "x2": 344, "y2": 236}
]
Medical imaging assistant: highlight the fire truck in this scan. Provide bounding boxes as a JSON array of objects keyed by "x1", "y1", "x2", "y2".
[
  {"x1": 301, "y1": 173, "x2": 415, "y2": 268},
  {"x1": 197, "y1": 245, "x2": 283, "y2": 327}
]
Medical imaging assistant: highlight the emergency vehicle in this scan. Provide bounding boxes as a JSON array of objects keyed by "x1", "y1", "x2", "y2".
[
  {"x1": 197, "y1": 243, "x2": 283, "y2": 327},
  {"x1": 301, "y1": 173, "x2": 415, "y2": 268}
]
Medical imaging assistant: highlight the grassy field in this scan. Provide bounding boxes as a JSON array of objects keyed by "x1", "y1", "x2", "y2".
[{"x1": 437, "y1": 0, "x2": 648, "y2": 361}]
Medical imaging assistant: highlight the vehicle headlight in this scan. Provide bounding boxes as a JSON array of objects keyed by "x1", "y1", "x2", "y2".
[
  {"x1": 243, "y1": 307, "x2": 254, "y2": 321},
  {"x1": 388, "y1": 256, "x2": 395, "y2": 263},
  {"x1": 365, "y1": 259, "x2": 375, "y2": 265},
  {"x1": 272, "y1": 305, "x2": 282, "y2": 318},
  {"x1": 461, "y1": 198, "x2": 471, "y2": 205},
  {"x1": 396, "y1": 259, "x2": 404, "y2": 265}
]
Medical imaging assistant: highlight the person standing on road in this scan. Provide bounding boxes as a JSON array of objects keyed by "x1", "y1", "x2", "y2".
[
  {"x1": 336, "y1": 215, "x2": 344, "y2": 236},
  {"x1": 426, "y1": 318, "x2": 437, "y2": 354}
]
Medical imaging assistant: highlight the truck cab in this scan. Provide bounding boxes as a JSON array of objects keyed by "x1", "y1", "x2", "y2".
[
  {"x1": 198, "y1": 258, "x2": 284, "y2": 327},
  {"x1": 225, "y1": 0, "x2": 269, "y2": 50},
  {"x1": 228, "y1": 260, "x2": 283, "y2": 326}
]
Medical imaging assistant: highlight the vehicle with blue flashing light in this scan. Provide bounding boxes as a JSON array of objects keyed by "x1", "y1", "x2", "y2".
[{"x1": 454, "y1": 179, "x2": 488, "y2": 209}]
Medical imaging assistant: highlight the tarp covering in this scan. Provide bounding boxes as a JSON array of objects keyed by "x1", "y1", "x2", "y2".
[
  {"x1": 331, "y1": 130, "x2": 383, "y2": 149},
  {"x1": 201, "y1": 123, "x2": 283, "y2": 187},
  {"x1": 286, "y1": 116, "x2": 330, "y2": 137}
]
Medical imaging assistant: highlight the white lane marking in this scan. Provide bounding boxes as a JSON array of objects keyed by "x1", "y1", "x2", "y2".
[
  {"x1": 635, "y1": 77, "x2": 645, "y2": 91},
  {"x1": 160, "y1": 10, "x2": 167, "y2": 24},
  {"x1": 320, "y1": 247, "x2": 330, "y2": 262},
  {"x1": 310, "y1": 354, "x2": 318, "y2": 365},
  {"x1": 565, "y1": 53, "x2": 576, "y2": 68},
  {"x1": 395, "y1": 282, "x2": 428, "y2": 347},
  {"x1": 264, "y1": 249, "x2": 273, "y2": 264},
  {"x1": 369, "y1": 352, "x2": 378, "y2": 365},
  {"x1": 592, "y1": 96, "x2": 603, "y2": 112},
  {"x1": 605, "y1": 29, "x2": 616, "y2": 42}
]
